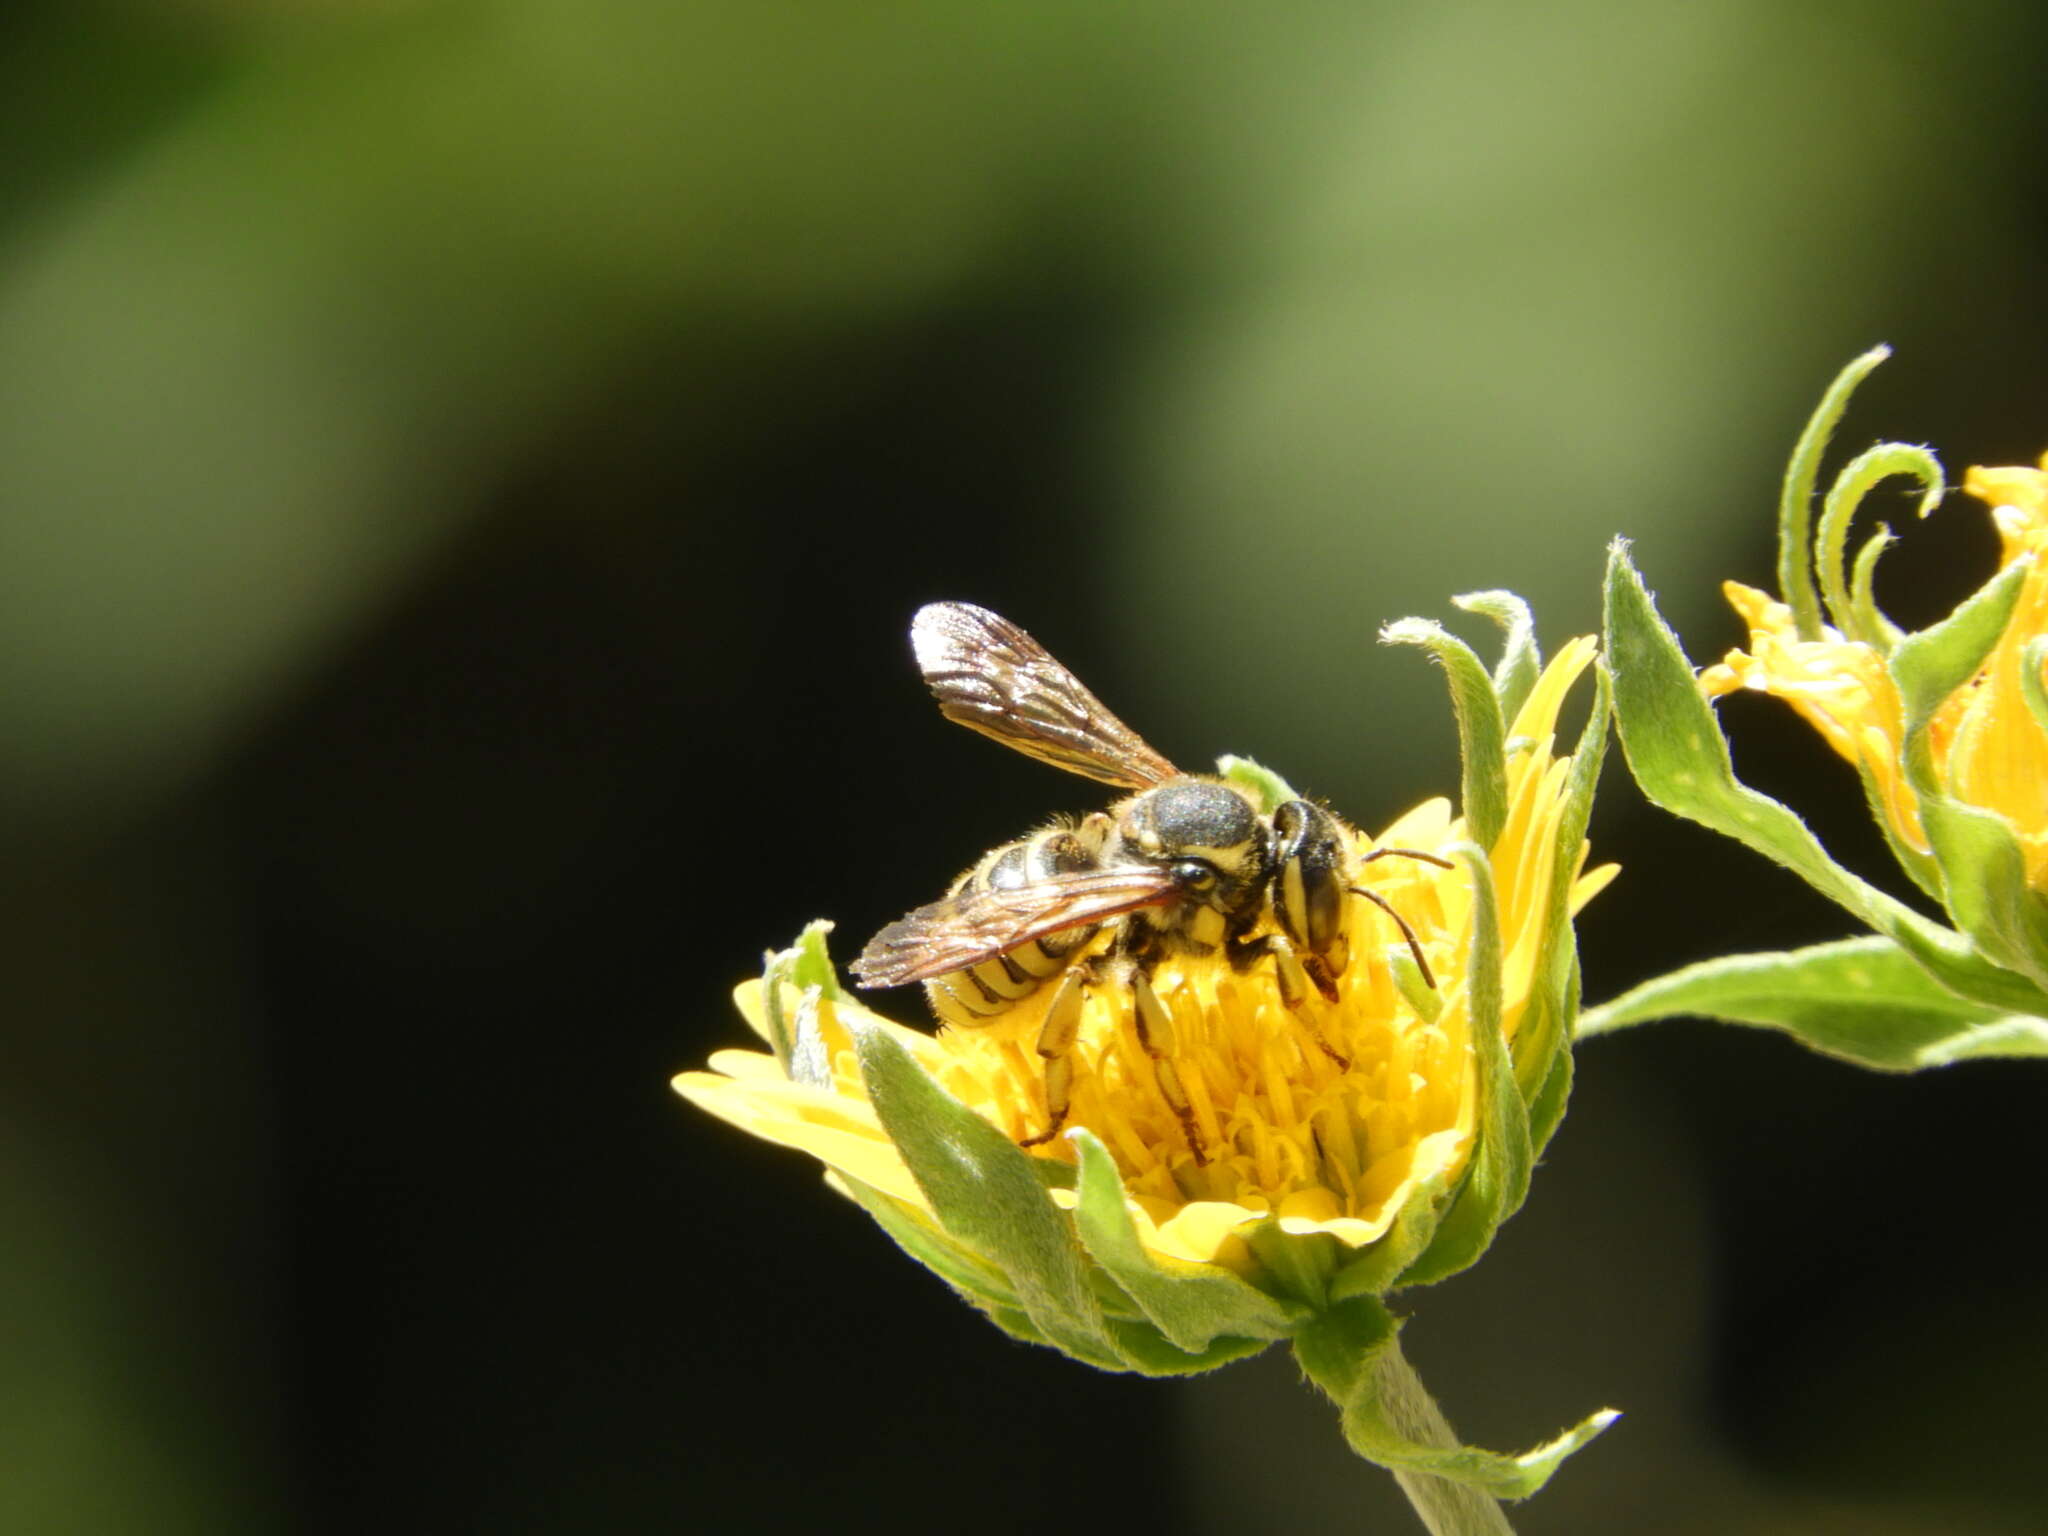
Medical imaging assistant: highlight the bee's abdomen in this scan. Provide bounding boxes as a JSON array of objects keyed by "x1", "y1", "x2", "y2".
[{"x1": 926, "y1": 827, "x2": 1100, "y2": 1028}]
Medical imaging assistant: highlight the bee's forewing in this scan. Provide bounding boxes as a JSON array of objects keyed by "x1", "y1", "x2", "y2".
[
  {"x1": 910, "y1": 602, "x2": 1180, "y2": 789},
  {"x1": 852, "y1": 867, "x2": 1176, "y2": 988}
]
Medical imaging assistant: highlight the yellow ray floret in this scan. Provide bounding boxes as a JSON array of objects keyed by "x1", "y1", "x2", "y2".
[
  {"x1": 677, "y1": 639, "x2": 1611, "y2": 1270},
  {"x1": 1701, "y1": 460, "x2": 2048, "y2": 887}
]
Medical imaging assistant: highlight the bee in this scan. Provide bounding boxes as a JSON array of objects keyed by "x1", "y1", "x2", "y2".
[{"x1": 852, "y1": 601, "x2": 1446, "y2": 1159}]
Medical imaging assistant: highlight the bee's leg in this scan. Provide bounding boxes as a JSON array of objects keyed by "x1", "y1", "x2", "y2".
[
  {"x1": 1346, "y1": 884, "x2": 1438, "y2": 991},
  {"x1": 1244, "y1": 933, "x2": 1350, "y2": 1070},
  {"x1": 1129, "y1": 969, "x2": 1209, "y2": 1166},
  {"x1": 1017, "y1": 960, "x2": 1091, "y2": 1148}
]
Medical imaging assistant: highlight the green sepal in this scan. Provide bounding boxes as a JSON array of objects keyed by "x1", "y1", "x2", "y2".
[
  {"x1": 1815, "y1": 442, "x2": 1943, "y2": 645},
  {"x1": 1526, "y1": 935, "x2": 1585, "y2": 1161},
  {"x1": 848, "y1": 1019, "x2": 1120, "y2": 1365},
  {"x1": 969, "y1": 1302, "x2": 1267, "y2": 1375},
  {"x1": 1848, "y1": 528, "x2": 1903, "y2": 653},
  {"x1": 2022, "y1": 636, "x2": 2048, "y2": 736},
  {"x1": 1601, "y1": 541, "x2": 2048, "y2": 1018},
  {"x1": 972, "y1": 1301, "x2": 1118, "y2": 1363},
  {"x1": 1509, "y1": 660, "x2": 1610, "y2": 1103},
  {"x1": 757, "y1": 920, "x2": 841, "y2": 1080},
  {"x1": 1912, "y1": 792, "x2": 2048, "y2": 988},
  {"x1": 1891, "y1": 555, "x2": 2027, "y2": 727},
  {"x1": 1217, "y1": 754, "x2": 1298, "y2": 814},
  {"x1": 1577, "y1": 936, "x2": 2048, "y2": 1068},
  {"x1": 1851, "y1": 753, "x2": 1947, "y2": 902},
  {"x1": 836, "y1": 1176, "x2": 1133, "y2": 1368},
  {"x1": 1890, "y1": 556, "x2": 2048, "y2": 986},
  {"x1": 1382, "y1": 619, "x2": 1511, "y2": 849},
  {"x1": 1293, "y1": 1297, "x2": 1620, "y2": 1501},
  {"x1": 832, "y1": 1175, "x2": 1025, "y2": 1313},
  {"x1": 1327, "y1": 1170, "x2": 1452, "y2": 1302},
  {"x1": 1068, "y1": 1129, "x2": 1305, "y2": 1350},
  {"x1": 1395, "y1": 843, "x2": 1530, "y2": 1289},
  {"x1": 1454, "y1": 589, "x2": 1542, "y2": 722},
  {"x1": 1526, "y1": 1038, "x2": 1574, "y2": 1161},
  {"x1": 786, "y1": 920, "x2": 844, "y2": 1000},
  {"x1": 1243, "y1": 1223, "x2": 1340, "y2": 1311},
  {"x1": 1778, "y1": 345, "x2": 1892, "y2": 641},
  {"x1": 1103, "y1": 1322, "x2": 1274, "y2": 1377}
]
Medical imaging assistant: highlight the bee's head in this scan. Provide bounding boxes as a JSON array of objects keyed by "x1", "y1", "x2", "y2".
[{"x1": 1115, "y1": 780, "x2": 1271, "y2": 924}]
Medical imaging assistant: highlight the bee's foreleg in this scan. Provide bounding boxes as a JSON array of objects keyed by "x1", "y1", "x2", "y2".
[{"x1": 1243, "y1": 933, "x2": 1350, "y2": 1070}]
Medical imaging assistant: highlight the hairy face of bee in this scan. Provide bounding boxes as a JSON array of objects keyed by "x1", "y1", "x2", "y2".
[{"x1": 1112, "y1": 781, "x2": 1272, "y2": 929}]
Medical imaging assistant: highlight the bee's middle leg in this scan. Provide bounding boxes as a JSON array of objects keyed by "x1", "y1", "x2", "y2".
[{"x1": 1017, "y1": 959, "x2": 1094, "y2": 1149}]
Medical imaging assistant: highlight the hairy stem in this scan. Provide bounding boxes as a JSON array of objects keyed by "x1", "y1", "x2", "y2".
[{"x1": 1372, "y1": 1335, "x2": 1515, "y2": 1536}]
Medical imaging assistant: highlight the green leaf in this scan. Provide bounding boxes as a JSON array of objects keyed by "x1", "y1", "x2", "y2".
[
  {"x1": 1293, "y1": 1297, "x2": 1619, "y2": 1503},
  {"x1": 1383, "y1": 619, "x2": 1511, "y2": 849},
  {"x1": 1068, "y1": 1130, "x2": 1305, "y2": 1351},
  {"x1": 1577, "y1": 936, "x2": 2048, "y2": 1070},
  {"x1": 1602, "y1": 541, "x2": 2048, "y2": 1018},
  {"x1": 1778, "y1": 345, "x2": 1892, "y2": 641},
  {"x1": 1454, "y1": 589, "x2": 1542, "y2": 721},
  {"x1": 1217, "y1": 754, "x2": 1298, "y2": 814},
  {"x1": 1919, "y1": 1015, "x2": 2048, "y2": 1064},
  {"x1": 848, "y1": 1021, "x2": 1122, "y2": 1366},
  {"x1": 1396, "y1": 843, "x2": 1529, "y2": 1289}
]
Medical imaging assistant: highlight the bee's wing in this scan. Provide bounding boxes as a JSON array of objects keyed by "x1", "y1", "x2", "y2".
[
  {"x1": 911, "y1": 602, "x2": 1180, "y2": 789},
  {"x1": 852, "y1": 866, "x2": 1177, "y2": 988}
]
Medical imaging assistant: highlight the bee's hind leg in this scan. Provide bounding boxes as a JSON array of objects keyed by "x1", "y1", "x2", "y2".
[{"x1": 1017, "y1": 961, "x2": 1091, "y2": 1149}]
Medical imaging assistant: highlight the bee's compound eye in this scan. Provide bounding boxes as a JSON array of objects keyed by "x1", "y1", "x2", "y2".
[{"x1": 1173, "y1": 859, "x2": 1219, "y2": 892}]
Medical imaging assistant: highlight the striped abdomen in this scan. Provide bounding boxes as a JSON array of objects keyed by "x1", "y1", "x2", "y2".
[{"x1": 925, "y1": 824, "x2": 1103, "y2": 1028}]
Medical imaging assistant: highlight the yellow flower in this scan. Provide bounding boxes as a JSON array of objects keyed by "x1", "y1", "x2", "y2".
[
  {"x1": 676, "y1": 638, "x2": 1614, "y2": 1274},
  {"x1": 1702, "y1": 458, "x2": 2048, "y2": 888}
]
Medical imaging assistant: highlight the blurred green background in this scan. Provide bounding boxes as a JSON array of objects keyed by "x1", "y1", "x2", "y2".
[{"x1": 4, "y1": 2, "x2": 2046, "y2": 1531}]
